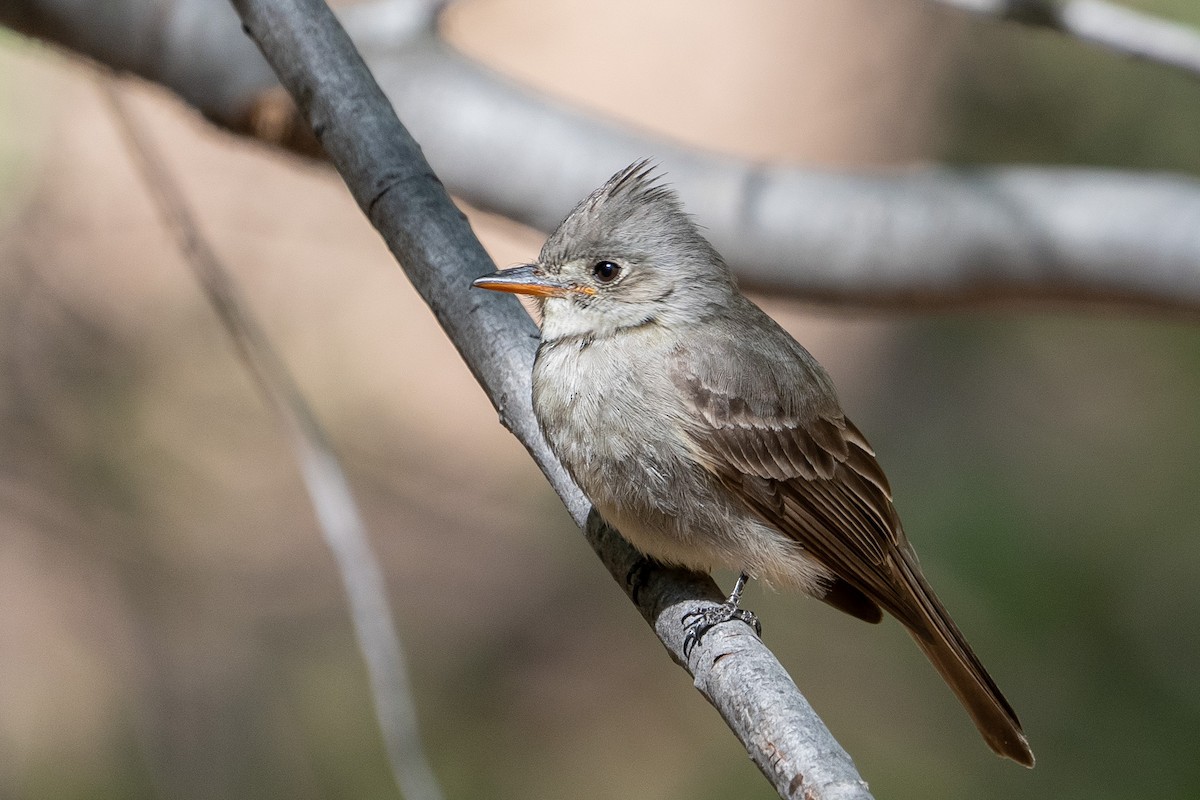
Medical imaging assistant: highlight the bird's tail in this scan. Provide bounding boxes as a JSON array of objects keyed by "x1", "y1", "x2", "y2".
[{"x1": 897, "y1": 553, "x2": 1035, "y2": 767}]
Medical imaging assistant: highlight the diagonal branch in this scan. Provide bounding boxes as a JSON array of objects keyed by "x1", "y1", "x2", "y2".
[
  {"x1": 100, "y1": 79, "x2": 444, "y2": 800},
  {"x1": 4, "y1": 0, "x2": 1200, "y2": 315},
  {"x1": 225, "y1": 0, "x2": 874, "y2": 797},
  {"x1": 927, "y1": 0, "x2": 1200, "y2": 80}
]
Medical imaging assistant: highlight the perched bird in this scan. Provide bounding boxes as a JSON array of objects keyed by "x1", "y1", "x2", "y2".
[{"x1": 472, "y1": 161, "x2": 1033, "y2": 767}]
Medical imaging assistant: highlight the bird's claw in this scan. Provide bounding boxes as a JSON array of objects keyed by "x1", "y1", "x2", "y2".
[
  {"x1": 681, "y1": 602, "x2": 762, "y2": 657},
  {"x1": 624, "y1": 557, "x2": 653, "y2": 605}
]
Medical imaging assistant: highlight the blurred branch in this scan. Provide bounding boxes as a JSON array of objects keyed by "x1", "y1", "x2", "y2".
[
  {"x1": 226, "y1": 0, "x2": 874, "y2": 797},
  {"x1": 928, "y1": 0, "x2": 1200, "y2": 80},
  {"x1": 99, "y1": 80, "x2": 445, "y2": 800},
  {"x1": 4, "y1": 0, "x2": 1200, "y2": 315}
]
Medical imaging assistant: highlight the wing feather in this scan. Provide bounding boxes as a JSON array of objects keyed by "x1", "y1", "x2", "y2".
[
  {"x1": 665, "y1": 314, "x2": 1031, "y2": 763},
  {"x1": 672, "y1": 350, "x2": 922, "y2": 628}
]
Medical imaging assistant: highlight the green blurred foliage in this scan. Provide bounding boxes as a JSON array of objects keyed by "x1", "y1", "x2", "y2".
[
  {"x1": 862, "y1": 3, "x2": 1200, "y2": 796},
  {"x1": 863, "y1": 316, "x2": 1200, "y2": 798},
  {"x1": 945, "y1": 1, "x2": 1200, "y2": 173}
]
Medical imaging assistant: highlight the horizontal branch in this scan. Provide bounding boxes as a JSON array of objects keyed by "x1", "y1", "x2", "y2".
[
  {"x1": 928, "y1": 0, "x2": 1200, "y2": 80},
  {"x1": 226, "y1": 0, "x2": 874, "y2": 796},
  {"x1": 5, "y1": 0, "x2": 1200, "y2": 314}
]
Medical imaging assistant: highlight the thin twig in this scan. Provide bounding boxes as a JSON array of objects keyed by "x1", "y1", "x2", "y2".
[
  {"x1": 929, "y1": 0, "x2": 1200, "y2": 79},
  {"x1": 99, "y1": 77, "x2": 445, "y2": 800}
]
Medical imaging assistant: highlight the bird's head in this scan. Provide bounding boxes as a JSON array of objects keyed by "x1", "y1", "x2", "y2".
[{"x1": 473, "y1": 161, "x2": 737, "y2": 342}]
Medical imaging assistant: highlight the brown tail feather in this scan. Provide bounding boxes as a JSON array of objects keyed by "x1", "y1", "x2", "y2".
[{"x1": 897, "y1": 554, "x2": 1035, "y2": 767}]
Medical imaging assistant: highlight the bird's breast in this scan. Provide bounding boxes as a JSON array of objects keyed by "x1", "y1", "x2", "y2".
[
  {"x1": 529, "y1": 330, "x2": 821, "y2": 582},
  {"x1": 532, "y1": 335, "x2": 693, "y2": 518}
]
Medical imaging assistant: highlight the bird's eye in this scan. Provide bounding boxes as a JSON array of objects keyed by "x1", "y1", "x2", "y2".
[{"x1": 592, "y1": 260, "x2": 621, "y2": 283}]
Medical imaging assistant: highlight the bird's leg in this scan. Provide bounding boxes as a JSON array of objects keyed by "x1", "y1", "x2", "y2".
[
  {"x1": 721, "y1": 573, "x2": 761, "y2": 635},
  {"x1": 682, "y1": 572, "x2": 762, "y2": 656},
  {"x1": 727, "y1": 571, "x2": 751, "y2": 607}
]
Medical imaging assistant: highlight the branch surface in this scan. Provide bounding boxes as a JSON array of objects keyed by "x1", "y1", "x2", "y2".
[
  {"x1": 4, "y1": 0, "x2": 1200, "y2": 314},
  {"x1": 226, "y1": 0, "x2": 874, "y2": 797}
]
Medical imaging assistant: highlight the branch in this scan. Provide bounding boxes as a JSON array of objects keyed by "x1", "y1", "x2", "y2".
[
  {"x1": 226, "y1": 0, "x2": 874, "y2": 796},
  {"x1": 928, "y1": 0, "x2": 1200, "y2": 80},
  {"x1": 4, "y1": 0, "x2": 1200, "y2": 314},
  {"x1": 338, "y1": 1, "x2": 1200, "y2": 315},
  {"x1": 99, "y1": 80, "x2": 444, "y2": 800}
]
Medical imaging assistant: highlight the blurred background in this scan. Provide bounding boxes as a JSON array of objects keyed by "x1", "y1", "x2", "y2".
[{"x1": 2, "y1": 0, "x2": 1200, "y2": 798}]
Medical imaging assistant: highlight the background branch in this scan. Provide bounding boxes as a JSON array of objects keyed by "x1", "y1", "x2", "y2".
[
  {"x1": 226, "y1": 0, "x2": 875, "y2": 796},
  {"x1": 928, "y1": 0, "x2": 1200, "y2": 79},
  {"x1": 100, "y1": 79, "x2": 444, "y2": 800},
  {"x1": 4, "y1": 0, "x2": 1200, "y2": 314}
]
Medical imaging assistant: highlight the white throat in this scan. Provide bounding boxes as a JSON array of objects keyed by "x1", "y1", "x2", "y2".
[{"x1": 539, "y1": 296, "x2": 656, "y2": 343}]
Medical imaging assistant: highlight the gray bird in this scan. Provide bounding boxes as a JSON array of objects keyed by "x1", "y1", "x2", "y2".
[{"x1": 473, "y1": 161, "x2": 1033, "y2": 767}]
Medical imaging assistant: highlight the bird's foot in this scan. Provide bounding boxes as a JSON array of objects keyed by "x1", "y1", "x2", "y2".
[
  {"x1": 679, "y1": 574, "x2": 760, "y2": 657},
  {"x1": 681, "y1": 602, "x2": 761, "y2": 657}
]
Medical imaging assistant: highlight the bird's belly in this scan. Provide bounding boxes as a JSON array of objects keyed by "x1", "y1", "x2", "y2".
[
  {"x1": 533, "y1": 344, "x2": 769, "y2": 574},
  {"x1": 532, "y1": 342, "x2": 831, "y2": 591},
  {"x1": 542, "y1": 389, "x2": 693, "y2": 524}
]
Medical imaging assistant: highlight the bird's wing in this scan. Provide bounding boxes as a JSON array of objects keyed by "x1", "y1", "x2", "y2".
[
  {"x1": 669, "y1": 340, "x2": 923, "y2": 630},
  {"x1": 669, "y1": 325, "x2": 1033, "y2": 765}
]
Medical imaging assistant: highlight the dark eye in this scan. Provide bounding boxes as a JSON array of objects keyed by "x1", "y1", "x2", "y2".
[{"x1": 592, "y1": 260, "x2": 621, "y2": 283}]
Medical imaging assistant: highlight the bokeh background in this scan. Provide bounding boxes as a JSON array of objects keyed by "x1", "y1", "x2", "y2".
[{"x1": 2, "y1": 1, "x2": 1200, "y2": 798}]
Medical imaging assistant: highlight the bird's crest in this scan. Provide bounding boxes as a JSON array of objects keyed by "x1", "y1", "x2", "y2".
[
  {"x1": 587, "y1": 159, "x2": 678, "y2": 212},
  {"x1": 540, "y1": 160, "x2": 695, "y2": 267}
]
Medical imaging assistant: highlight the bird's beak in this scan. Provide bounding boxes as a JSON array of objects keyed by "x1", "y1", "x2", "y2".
[{"x1": 472, "y1": 264, "x2": 588, "y2": 299}]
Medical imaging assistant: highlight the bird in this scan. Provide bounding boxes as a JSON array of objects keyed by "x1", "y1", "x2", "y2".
[{"x1": 472, "y1": 161, "x2": 1034, "y2": 767}]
